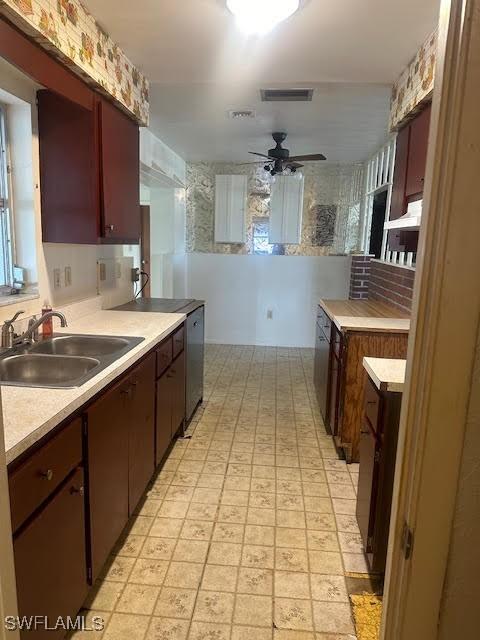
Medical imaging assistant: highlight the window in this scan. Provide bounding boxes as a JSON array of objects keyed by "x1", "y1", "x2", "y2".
[
  {"x1": 252, "y1": 218, "x2": 273, "y2": 255},
  {"x1": 0, "y1": 105, "x2": 14, "y2": 289}
]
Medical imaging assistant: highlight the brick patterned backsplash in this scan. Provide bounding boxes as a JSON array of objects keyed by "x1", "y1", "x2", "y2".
[
  {"x1": 369, "y1": 260, "x2": 415, "y2": 312},
  {"x1": 349, "y1": 254, "x2": 373, "y2": 300}
]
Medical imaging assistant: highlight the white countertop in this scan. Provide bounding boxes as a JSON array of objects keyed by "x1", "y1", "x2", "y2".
[
  {"x1": 363, "y1": 357, "x2": 407, "y2": 393},
  {"x1": 2, "y1": 309, "x2": 185, "y2": 464}
]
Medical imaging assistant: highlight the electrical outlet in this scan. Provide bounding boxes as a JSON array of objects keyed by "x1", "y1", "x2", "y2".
[
  {"x1": 64, "y1": 266, "x2": 72, "y2": 287},
  {"x1": 116, "y1": 262, "x2": 122, "y2": 279},
  {"x1": 131, "y1": 267, "x2": 140, "y2": 283},
  {"x1": 99, "y1": 262, "x2": 106, "y2": 282},
  {"x1": 53, "y1": 268, "x2": 61, "y2": 289},
  {"x1": 267, "y1": 309, "x2": 273, "y2": 319}
]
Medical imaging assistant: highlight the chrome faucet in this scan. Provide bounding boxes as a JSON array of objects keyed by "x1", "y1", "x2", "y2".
[
  {"x1": 1, "y1": 310, "x2": 25, "y2": 349},
  {"x1": 15, "y1": 311, "x2": 68, "y2": 346}
]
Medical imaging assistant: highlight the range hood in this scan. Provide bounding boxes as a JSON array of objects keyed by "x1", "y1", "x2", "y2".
[{"x1": 384, "y1": 200, "x2": 422, "y2": 230}]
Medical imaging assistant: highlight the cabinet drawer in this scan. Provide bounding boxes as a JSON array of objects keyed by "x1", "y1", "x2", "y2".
[
  {"x1": 156, "y1": 337, "x2": 173, "y2": 378},
  {"x1": 365, "y1": 379, "x2": 380, "y2": 432},
  {"x1": 172, "y1": 325, "x2": 185, "y2": 359},
  {"x1": 9, "y1": 418, "x2": 83, "y2": 533}
]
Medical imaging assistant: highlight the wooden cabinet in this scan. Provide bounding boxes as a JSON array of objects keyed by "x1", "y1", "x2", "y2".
[
  {"x1": 87, "y1": 376, "x2": 130, "y2": 581},
  {"x1": 214, "y1": 175, "x2": 247, "y2": 243},
  {"x1": 171, "y1": 350, "x2": 186, "y2": 437},
  {"x1": 390, "y1": 124, "x2": 410, "y2": 222},
  {"x1": 13, "y1": 467, "x2": 87, "y2": 639},
  {"x1": 356, "y1": 378, "x2": 402, "y2": 574},
  {"x1": 405, "y1": 104, "x2": 431, "y2": 198},
  {"x1": 98, "y1": 98, "x2": 140, "y2": 243},
  {"x1": 128, "y1": 353, "x2": 156, "y2": 514},
  {"x1": 38, "y1": 92, "x2": 140, "y2": 244}
]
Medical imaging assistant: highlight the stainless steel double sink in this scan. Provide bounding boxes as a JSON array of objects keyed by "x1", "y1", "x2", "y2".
[{"x1": 0, "y1": 334, "x2": 145, "y2": 388}]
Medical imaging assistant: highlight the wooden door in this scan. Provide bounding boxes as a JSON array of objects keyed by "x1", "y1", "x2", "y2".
[
  {"x1": 128, "y1": 354, "x2": 156, "y2": 514},
  {"x1": 140, "y1": 205, "x2": 151, "y2": 298},
  {"x1": 14, "y1": 468, "x2": 87, "y2": 639},
  {"x1": 87, "y1": 378, "x2": 130, "y2": 581},
  {"x1": 405, "y1": 104, "x2": 432, "y2": 198},
  {"x1": 99, "y1": 98, "x2": 140, "y2": 243},
  {"x1": 38, "y1": 90, "x2": 98, "y2": 243},
  {"x1": 156, "y1": 371, "x2": 173, "y2": 465},
  {"x1": 171, "y1": 351, "x2": 186, "y2": 437}
]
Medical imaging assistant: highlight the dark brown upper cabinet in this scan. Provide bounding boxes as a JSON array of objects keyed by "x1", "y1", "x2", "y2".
[{"x1": 38, "y1": 92, "x2": 140, "y2": 244}]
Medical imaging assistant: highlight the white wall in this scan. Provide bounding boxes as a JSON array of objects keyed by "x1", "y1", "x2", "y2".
[{"x1": 186, "y1": 254, "x2": 351, "y2": 348}]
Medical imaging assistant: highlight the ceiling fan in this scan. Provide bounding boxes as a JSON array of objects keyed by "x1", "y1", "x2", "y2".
[{"x1": 244, "y1": 132, "x2": 326, "y2": 176}]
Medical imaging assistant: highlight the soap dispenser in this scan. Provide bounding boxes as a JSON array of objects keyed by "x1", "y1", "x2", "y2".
[{"x1": 42, "y1": 300, "x2": 53, "y2": 338}]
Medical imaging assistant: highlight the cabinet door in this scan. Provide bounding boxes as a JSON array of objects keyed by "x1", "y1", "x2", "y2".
[
  {"x1": 356, "y1": 419, "x2": 380, "y2": 560},
  {"x1": 171, "y1": 351, "x2": 186, "y2": 437},
  {"x1": 389, "y1": 124, "x2": 409, "y2": 221},
  {"x1": 14, "y1": 468, "x2": 87, "y2": 640},
  {"x1": 99, "y1": 98, "x2": 140, "y2": 243},
  {"x1": 405, "y1": 103, "x2": 431, "y2": 198},
  {"x1": 156, "y1": 372, "x2": 173, "y2": 465},
  {"x1": 214, "y1": 175, "x2": 247, "y2": 243},
  {"x1": 38, "y1": 90, "x2": 98, "y2": 243},
  {"x1": 186, "y1": 307, "x2": 205, "y2": 422},
  {"x1": 314, "y1": 322, "x2": 330, "y2": 426},
  {"x1": 128, "y1": 353, "x2": 156, "y2": 514},
  {"x1": 87, "y1": 378, "x2": 130, "y2": 581},
  {"x1": 269, "y1": 176, "x2": 305, "y2": 244}
]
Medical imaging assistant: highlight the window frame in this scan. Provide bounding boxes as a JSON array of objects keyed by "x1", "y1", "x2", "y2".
[{"x1": 0, "y1": 104, "x2": 15, "y2": 290}]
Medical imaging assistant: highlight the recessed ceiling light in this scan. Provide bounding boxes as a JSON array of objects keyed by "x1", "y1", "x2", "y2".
[{"x1": 226, "y1": 0, "x2": 300, "y2": 35}]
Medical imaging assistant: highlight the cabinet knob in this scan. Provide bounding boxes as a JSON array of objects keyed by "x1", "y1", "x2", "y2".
[
  {"x1": 40, "y1": 469, "x2": 54, "y2": 481},
  {"x1": 70, "y1": 485, "x2": 84, "y2": 496},
  {"x1": 131, "y1": 380, "x2": 138, "y2": 387},
  {"x1": 193, "y1": 321, "x2": 198, "y2": 327},
  {"x1": 105, "y1": 224, "x2": 115, "y2": 232},
  {"x1": 121, "y1": 387, "x2": 132, "y2": 397}
]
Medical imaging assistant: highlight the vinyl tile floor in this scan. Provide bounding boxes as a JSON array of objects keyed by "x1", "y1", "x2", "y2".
[{"x1": 76, "y1": 345, "x2": 363, "y2": 640}]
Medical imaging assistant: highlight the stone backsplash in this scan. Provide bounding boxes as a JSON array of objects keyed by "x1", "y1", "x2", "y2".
[{"x1": 186, "y1": 162, "x2": 364, "y2": 256}]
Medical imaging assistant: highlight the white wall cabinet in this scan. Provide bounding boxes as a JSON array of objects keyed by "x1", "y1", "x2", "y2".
[
  {"x1": 269, "y1": 176, "x2": 305, "y2": 244},
  {"x1": 214, "y1": 175, "x2": 247, "y2": 244}
]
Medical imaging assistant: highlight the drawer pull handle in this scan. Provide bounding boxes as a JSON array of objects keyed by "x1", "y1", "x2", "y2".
[
  {"x1": 131, "y1": 380, "x2": 138, "y2": 387},
  {"x1": 367, "y1": 401, "x2": 377, "y2": 406},
  {"x1": 121, "y1": 388, "x2": 132, "y2": 397},
  {"x1": 70, "y1": 485, "x2": 84, "y2": 496},
  {"x1": 40, "y1": 469, "x2": 54, "y2": 481}
]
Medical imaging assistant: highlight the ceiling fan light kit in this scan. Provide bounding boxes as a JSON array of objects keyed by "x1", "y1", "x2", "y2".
[
  {"x1": 226, "y1": 0, "x2": 300, "y2": 35},
  {"x1": 247, "y1": 132, "x2": 327, "y2": 177}
]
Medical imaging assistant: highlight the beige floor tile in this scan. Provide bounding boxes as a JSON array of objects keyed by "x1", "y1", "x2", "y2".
[
  {"x1": 276, "y1": 527, "x2": 307, "y2": 549},
  {"x1": 173, "y1": 539, "x2": 209, "y2": 563},
  {"x1": 149, "y1": 517, "x2": 183, "y2": 539},
  {"x1": 197, "y1": 473, "x2": 225, "y2": 488},
  {"x1": 186, "y1": 503, "x2": 218, "y2": 521},
  {"x1": 308, "y1": 551, "x2": 344, "y2": 575},
  {"x1": 102, "y1": 612, "x2": 149, "y2": 640},
  {"x1": 276, "y1": 548, "x2": 309, "y2": 573},
  {"x1": 302, "y1": 483, "x2": 329, "y2": 498},
  {"x1": 276, "y1": 510, "x2": 306, "y2": 529},
  {"x1": 147, "y1": 617, "x2": 189, "y2": 640},
  {"x1": 135, "y1": 498, "x2": 162, "y2": 517},
  {"x1": 193, "y1": 590, "x2": 235, "y2": 623},
  {"x1": 224, "y1": 476, "x2": 251, "y2": 491},
  {"x1": 306, "y1": 531, "x2": 339, "y2": 552},
  {"x1": 303, "y1": 497, "x2": 333, "y2": 514},
  {"x1": 140, "y1": 537, "x2": 176, "y2": 560},
  {"x1": 310, "y1": 575, "x2": 349, "y2": 602},
  {"x1": 275, "y1": 571, "x2": 311, "y2": 599},
  {"x1": 165, "y1": 485, "x2": 195, "y2": 502},
  {"x1": 201, "y1": 564, "x2": 239, "y2": 592},
  {"x1": 251, "y1": 478, "x2": 276, "y2": 493},
  {"x1": 180, "y1": 519, "x2": 214, "y2": 541},
  {"x1": 331, "y1": 499, "x2": 356, "y2": 516},
  {"x1": 232, "y1": 626, "x2": 273, "y2": 640},
  {"x1": 337, "y1": 532, "x2": 364, "y2": 554},
  {"x1": 242, "y1": 545, "x2": 275, "y2": 569},
  {"x1": 188, "y1": 621, "x2": 231, "y2": 640},
  {"x1": 192, "y1": 487, "x2": 222, "y2": 504},
  {"x1": 154, "y1": 587, "x2": 197, "y2": 619},
  {"x1": 244, "y1": 524, "x2": 275, "y2": 546},
  {"x1": 100, "y1": 557, "x2": 135, "y2": 583},
  {"x1": 234, "y1": 594, "x2": 273, "y2": 627},
  {"x1": 252, "y1": 465, "x2": 276, "y2": 479},
  {"x1": 328, "y1": 484, "x2": 356, "y2": 500},
  {"x1": 70, "y1": 609, "x2": 111, "y2": 639},
  {"x1": 237, "y1": 567, "x2": 273, "y2": 595},
  {"x1": 171, "y1": 472, "x2": 199, "y2": 487},
  {"x1": 312, "y1": 602, "x2": 355, "y2": 634},
  {"x1": 84, "y1": 581, "x2": 124, "y2": 612},
  {"x1": 334, "y1": 515, "x2": 360, "y2": 534},
  {"x1": 128, "y1": 558, "x2": 169, "y2": 586},
  {"x1": 273, "y1": 630, "x2": 315, "y2": 639},
  {"x1": 116, "y1": 583, "x2": 160, "y2": 615},
  {"x1": 250, "y1": 492, "x2": 276, "y2": 509},
  {"x1": 158, "y1": 500, "x2": 190, "y2": 519},
  {"x1": 247, "y1": 507, "x2": 276, "y2": 526},
  {"x1": 342, "y1": 552, "x2": 370, "y2": 574},
  {"x1": 277, "y1": 480, "x2": 303, "y2": 495},
  {"x1": 217, "y1": 505, "x2": 248, "y2": 523},
  {"x1": 305, "y1": 513, "x2": 336, "y2": 531},
  {"x1": 222, "y1": 489, "x2": 250, "y2": 506},
  {"x1": 114, "y1": 534, "x2": 145, "y2": 558},
  {"x1": 164, "y1": 562, "x2": 204, "y2": 589},
  {"x1": 274, "y1": 598, "x2": 314, "y2": 631},
  {"x1": 212, "y1": 522, "x2": 245, "y2": 543},
  {"x1": 208, "y1": 541, "x2": 243, "y2": 566}
]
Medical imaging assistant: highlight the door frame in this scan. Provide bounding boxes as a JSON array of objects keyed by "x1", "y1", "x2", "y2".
[
  {"x1": 381, "y1": 0, "x2": 480, "y2": 637},
  {"x1": 140, "y1": 204, "x2": 151, "y2": 298}
]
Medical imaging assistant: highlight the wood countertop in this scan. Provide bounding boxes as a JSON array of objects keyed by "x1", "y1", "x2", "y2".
[
  {"x1": 363, "y1": 357, "x2": 407, "y2": 392},
  {"x1": 319, "y1": 299, "x2": 411, "y2": 333}
]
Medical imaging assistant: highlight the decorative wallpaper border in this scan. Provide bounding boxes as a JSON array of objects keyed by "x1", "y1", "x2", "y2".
[
  {"x1": 0, "y1": 0, "x2": 149, "y2": 124},
  {"x1": 390, "y1": 30, "x2": 437, "y2": 131}
]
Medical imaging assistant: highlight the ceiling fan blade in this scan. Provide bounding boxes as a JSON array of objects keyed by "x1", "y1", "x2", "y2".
[
  {"x1": 287, "y1": 162, "x2": 304, "y2": 169},
  {"x1": 288, "y1": 153, "x2": 327, "y2": 162},
  {"x1": 248, "y1": 151, "x2": 272, "y2": 159},
  {"x1": 237, "y1": 161, "x2": 270, "y2": 165}
]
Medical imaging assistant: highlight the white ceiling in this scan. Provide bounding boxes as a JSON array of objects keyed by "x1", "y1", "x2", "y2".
[{"x1": 85, "y1": 0, "x2": 439, "y2": 163}]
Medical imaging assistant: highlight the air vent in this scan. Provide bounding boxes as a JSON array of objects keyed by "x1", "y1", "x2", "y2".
[
  {"x1": 261, "y1": 88, "x2": 314, "y2": 102},
  {"x1": 229, "y1": 109, "x2": 256, "y2": 119}
]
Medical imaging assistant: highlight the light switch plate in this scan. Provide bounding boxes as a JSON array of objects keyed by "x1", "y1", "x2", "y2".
[
  {"x1": 99, "y1": 262, "x2": 106, "y2": 282},
  {"x1": 64, "y1": 266, "x2": 72, "y2": 287}
]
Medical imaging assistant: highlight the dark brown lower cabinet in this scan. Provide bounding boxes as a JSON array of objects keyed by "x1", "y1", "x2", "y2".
[
  {"x1": 87, "y1": 377, "x2": 130, "y2": 582},
  {"x1": 13, "y1": 468, "x2": 88, "y2": 639},
  {"x1": 128, "y1": 353, "x2": 156, "y2": 515},
  {"x1": 156, "y1": 352, "x2": 186, "y2": 466},
  {"x1": 356, "y1": 377, "x2": 402, "y2": 574}
]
